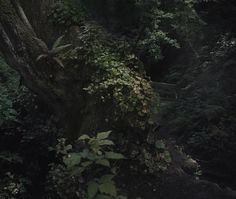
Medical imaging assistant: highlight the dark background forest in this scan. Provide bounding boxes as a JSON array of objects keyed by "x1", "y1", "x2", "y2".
[{"x1": 0, "y1": 0, "x2": 236, "y2": 198}]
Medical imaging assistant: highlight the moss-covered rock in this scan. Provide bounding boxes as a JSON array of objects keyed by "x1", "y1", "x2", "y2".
[{"x1": 62, "y1": 24, "x2": 158, "y2": 136}]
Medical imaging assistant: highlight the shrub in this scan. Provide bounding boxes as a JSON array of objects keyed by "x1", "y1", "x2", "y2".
[
  {"x1": 0, "y1": 57, "x2": 19, "y2": 126},
  {"x1": 47, "y1": 131, "x2": 126, "y2": 199}
]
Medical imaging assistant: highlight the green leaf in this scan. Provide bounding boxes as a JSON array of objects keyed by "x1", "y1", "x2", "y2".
[
  {"x1": 36, "y1": 54, "x2": 47, "y2": 62},
  {"x1": 97, "y1": 131, "x2": 112, "y2": 140},
  {"x1": 99, "y1": 175, "x2": 114, "y2": 183},
  {"x1": 51, "y1": 44, "x2": 72, "y2": 54},
  {"x1": 80, "y1": 149, "x2": 89, "y2": 158},
  {"x1": 65, "y1": 144, "x2": 73, "y2": 151},
  {"x1": 87, "y1": 181, "x2": 99, "y2": 198},
  {"x1": 96, "y1": 159, "x2": 110, "y2": 167},
  {"x1": 52, "y1": 35, "x2": 64, "y2": 49},
  {"x1": 163, "y1": 151, "x2": 172, "y2": 163},
  {"x1": 90, "y1": 142, "x2": 101, "y2": 154},
  {"x1": 111, "y1": 167, "x2": 117, "y2": 174},
  {"x1": 155, "y1": 140, "x2": 165, "y2": 150},
  {"x1": 63, "y1": 153, "x2": 81, "y2": 168},
  {"x1": 87, "y1": 152, "x2": 98, "y2": 161},
  {"x1": 99, "y1": 183, "x2": 117, "y2": 196},
  {"x1": 98, "y1": 139, "x2": 114, "y2": 146},
  {"x1": 105, "y1": 152, "x2": 124, "y2": 160},
  {"x1": 79, "y1": 135, "x2": 90, "y2": 141},
  {"x1": 70, "y1": 167, "x2": 85, "y2": 176},
  {"x1": 81, "y1": 161, "x2": 93, "y2": 168},
  {"x1": 53, "y1": 57, "x2": 65, "y2": 68}
]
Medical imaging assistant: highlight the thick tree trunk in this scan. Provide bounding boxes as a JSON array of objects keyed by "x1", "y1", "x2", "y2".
[
  {"x1": 20, "y1": 0, "x2": 57, "y2": 44},
  {"x1": 0, "y1": 0, "x2": 76, "y2": 137},
  {"x1": 0, "y1": 0, "x2": 64, "y2": 104},
  {"x1": 0, "y1": 1, "x2": 48, "y2": 98}
]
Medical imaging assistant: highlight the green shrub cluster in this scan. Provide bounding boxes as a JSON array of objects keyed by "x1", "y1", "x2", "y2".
[
  {"x1": 47, "y1": 131, "x2": 126, "y2": 199},
  {"x1": 80, "y1": 0, "x2": 180, "y2": 61},
  {"x1": 48, "y1": 1, "x2": 85, "y2": 27},
  {"x1": 0, "y1": 57, "x2": 19, "y2": 126},
  {"x1": 66, "y1": 24, "x2": 159, "y2": 129}
]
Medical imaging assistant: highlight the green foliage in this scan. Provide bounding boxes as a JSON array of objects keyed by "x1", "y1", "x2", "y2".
[
  {"x1": 163, "y1": 0, "x2": 205, "y2": 57},
  {"x1": 138, "y1": 27, "x2": 180, "y2": 61},
  {"x1": 0, "y1": 152, "x2": 23, "y2": 164},
  {"x1": 0, "y1": 172, "x2": 29, "y2": 199},
  {"x1": 0, "y1": 57, "x2": 19, "y2": 126},
  {"x1": 49, "y1": 1, "x2": 85, "y2": 27},
  {"x1": 161, "y1": 32, "x2": 236, "y2": 165},
  {"x1": 81, "y1": 0, "x2": 179, "y2": 62},
  {"x1": 72, "y1": 24, "x2": 159, "y2": 129},
  {"x1": 211, "y1": 34, "x2": 236, "y2": 58},
  {"x1": 49, "y1": 1, "x2": 161, "y2": 129},
  {"x1": 0, "y1": 151, "x2": 30, "y2": 199},
  {"x1": 130, "y1": 0, "x2": 180, "y2": 61},
  {"x1": 0, "y1": 96, "x2": 18, "y2": 126},
  {"x1": 47, "y1": 131, "x2": 125, "y2": 199},
  {"x1": 138, "y1": 140, "x2": 172, "y2": 173},
  {"x1": 36, "y1": 35, "x2": 72, "y2": 69}
]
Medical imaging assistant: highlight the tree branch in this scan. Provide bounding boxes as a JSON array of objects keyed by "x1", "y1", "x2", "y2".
[{"x1": 12, "y1": 0, "x2": 35, "y2": 34}]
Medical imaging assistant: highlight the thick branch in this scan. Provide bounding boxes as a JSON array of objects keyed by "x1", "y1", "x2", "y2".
[{"x1": 13, "y1": 0, "x2": 35, "y2": 33}]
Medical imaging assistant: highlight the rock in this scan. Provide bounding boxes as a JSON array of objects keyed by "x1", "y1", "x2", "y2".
[
  {"x1": 156, "y1": 174, "x2": 236, "y2": 199},
  {"x1": 183, "y1": 158, "x2": 198, "y2": 175}
]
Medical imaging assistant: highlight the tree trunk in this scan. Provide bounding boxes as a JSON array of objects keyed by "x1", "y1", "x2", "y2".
[
  {"x1": 0, "y1": 0, "x2": 50, "y2": 101},
  {"x1": 20, "y1": 0, "x2": 57, "y2": 44},
  {"x1": 0, "y1": 0, "x2": 76, "y2": 138}
]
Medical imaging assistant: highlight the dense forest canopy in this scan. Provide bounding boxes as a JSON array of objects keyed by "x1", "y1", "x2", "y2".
[{"x1": 0, "y1": 0, "x2": 236, "y2": 198}]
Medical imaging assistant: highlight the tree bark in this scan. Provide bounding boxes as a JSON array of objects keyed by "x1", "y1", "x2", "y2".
[
  {"x1": 20, "y1": 0, "x2": 57, "y2": 44},
  {"x1": 0, "y1": 0, "x2": 73, "y2": 130},
  {"x1": 0, "y1": 0, "x2": 48, "y2": 98}
]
